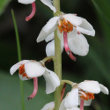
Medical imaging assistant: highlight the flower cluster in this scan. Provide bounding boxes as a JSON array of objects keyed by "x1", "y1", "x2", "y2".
[
  {"x1": 10, "y1": 0, "x2": 109, "y2": 110},
  {"x1": 42, "y1": 80, "x2": 109, "y2": 110}
]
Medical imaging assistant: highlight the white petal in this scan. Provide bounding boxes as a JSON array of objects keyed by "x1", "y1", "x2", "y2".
[
  {"x1": 99, "y1": 84, "x2": 109, "y2": 95},
  {"x1": 46, "y1": 40, "x2": 63, "y2": 56},
  {"x1": 10, "y1": 60, "x2": 30, "y2": 75},
  {"x1": 41, "y1": 102, "x2": 55, "y2": 110},
  {"x1": 43, "y1": 68, "x2": 60, "y2": 94},
  {"x1": 19, "y1": 74, "x2": 29, "y2": 80},
  {"x1": 59, "y1": 100, "x2": 67, "y2": 110},
  {"x1": 18, "y1": 0, "x2": 35, "y2": 4},
  {"x1": 63, "y1": 14, "x2": 82, "y2": 26},
  {"x1": 40, "y1": 0, "x2": 56, "y2": 12},
  {"x1": 68, "y1": 34, "x2": 89, "y2": 56},
  {"x1": 37, "y1": 17, "x2": 59, "y2": 43},
  {"x1": 78, "y1": 80, "x2": 101, "y2": 94},
  {"x1": 60, "y1": 100, "x2": 79, "y2": 110},
  {"x1": 77, "y1": 18, "x2": 95, "y2": 36},
  {"x1": 73, "y1": 107, "x2": 80, "y2": 110},
  {"x1": 25, "y1": 61, "x2": 46, "y2": 78},
  {"x1": 64, "y1": 88, "x2": 79, "y2": 108},
  {"x1": 45, "y1": 32, "x2": 54, "y2": 42},
  {"x1": 46, "y1": 40, "x2": 55, "y2": 56}
]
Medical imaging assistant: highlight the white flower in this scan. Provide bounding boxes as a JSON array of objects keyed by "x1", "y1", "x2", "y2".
[
  {"x1": 37, "y1": 14, "x2": 95, "y2": 60},
  {"x1": 18, "y1": 0, "x2": 36, "y2": 21},
  {"x1": 18, "y1": 0, "x2": 56, "y2": 21},
  {"x1": 40, "y1": 0, "x2": 56, "y2": 13},
  {"x1": 41, "y1": 101, "x2": 79, "y2": 110},
  {"x1": 18, "y1": 0, "x2": 35, "y2": 4},
  {"x1": 41, "y1": 102, "x2": 54, "y2": 110},
  {"x1": 10, "y1": 60, "x2": 60, "y2": 99},
  {"x1": 60, "y1": 80, "x2": 109, "y2": 110},
  {"x1": 18, "y1": 0, "x2": 56, "y2": 12}
]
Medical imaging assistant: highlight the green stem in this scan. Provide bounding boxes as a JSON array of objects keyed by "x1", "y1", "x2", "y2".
[
  {"x1": 53, "y1": 0, "x2": 60, "y2": 11},
  {"x1": 41, "y1": 56, "x2": 55, "y2": 64},
  {"x1": 61, "y1": 80, "x2": 76, "y2": 87},
  {"x1": 11, "y1": 9, "x2": 25, "y2": 110},
  {"x1": 54, "y1": 30, "x2": 62, "y2": 110},
  {"x1": 53, "y1": 0, "x2": 61, "y2": 109}
]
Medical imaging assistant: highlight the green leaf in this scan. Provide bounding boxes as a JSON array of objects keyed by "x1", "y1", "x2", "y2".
[
  {"x1": 88, "y1": 48, "x2": 110, "y2": 83},
  {"x1": 92, "y1": 0, "x2": 110, "y2": 25},
  {"x1": 0, "y1": 0, "x2": 11, "y2": 15},
  {"x1": 0, "y1": 71, "x2": 53, "y2": 110}
]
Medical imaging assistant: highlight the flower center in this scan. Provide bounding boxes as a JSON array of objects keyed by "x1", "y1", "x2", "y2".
[
  {"x1": 80, "y1": 91, "x2": 95, "y2": 101},
  {"x1": 58, "y1": 18, "x2": 73, "y2": 33},
  {"x1": 19, "y1": 64, "x2": 29, "y2": 78}
]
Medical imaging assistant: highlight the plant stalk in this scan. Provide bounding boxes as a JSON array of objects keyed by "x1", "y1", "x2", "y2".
[
  {"x1": 53, "y1": 0, "x2": 61, "y2": 109},
  {"x1": 54, "y1": 30, "x2": 62, "y2": 110},
  {"x1": 11, "y1": 10, "x2": 25, "y2": 110}
]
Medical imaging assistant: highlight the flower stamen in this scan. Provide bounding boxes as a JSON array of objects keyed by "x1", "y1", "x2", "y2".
[
  {"x1": 19, "y1": 64, "x2": 29, "y2": 78},
  {"x1": 63, "y1": 32, "x2": 76, "y2": 61},
  {"x1": 25, "y1": 2, "x2": 36, "y2": 21},
  {"x1": 80, "y1": 99, "x2": 84, "y2": 110},
  {"x1": 58, "y1": 18, "x2": 73, "y2": 33},
  {"x1": 28, "y1": 77, "x2": 38, "y2": 100},
  {"x1": 80, "y1": 91, "x2": 95, "y2": 100}
]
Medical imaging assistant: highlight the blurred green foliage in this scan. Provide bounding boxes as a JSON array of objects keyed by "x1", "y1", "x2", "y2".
[
  {"x1": 0, "y1": 0, "x2": 11, "y2": 15},
  {"x1": 0, "y1": 0, "x2": 110, "y2": 110}
]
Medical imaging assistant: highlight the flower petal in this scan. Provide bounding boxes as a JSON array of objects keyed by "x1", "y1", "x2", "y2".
[
  {"x1": 40, "y1": 0, "x2": 56, "y2": 12},
  {"x1": 99, "y1": 84, "x2": 109, "y2": 95},
  {"x1": 63, "y1": 14, "x2": 82, "y2": 26},
  {"x1": 64, "y1": 88, "x2": 79, "y2": 108},
  {"x1": 24, "y1": 61, "x2": 46, "y2": 77},
  {"x1": 10, "y1": 60, "x2": 30, "y2": 75},
  {"x1": 45, "y1": 32, "x2": 54, "y2": 42},
  {"x1": 59, "y1": 100, "x2": 67, "y2": 110},
  {"x1": 77, "y1": 18, "x2": 95, "y2": 36},
  {"x1": 43, "y1": 68, "x2": 60, "y2": 94},
  {"x1": 37, "y1": 17, "x2": 59, "y2": 43},
  {"x1": 68, "y1": 33, "x2": 89, "y2": 56},
  {"x1": 41, "y1": 102, "x2": 55, "y2": 110},
  {"x1": 78, "y1": 80, "x2": 101, "y2": 94},
  {"x1": 73, "y1": 107, "x2": 80, "y2": 110},
  {"x1": 46, "y1": 40, "x2": 63, "y2": 56},
  {"x1": 18, "y1": 0, "x2": 35, "y2": 4}
]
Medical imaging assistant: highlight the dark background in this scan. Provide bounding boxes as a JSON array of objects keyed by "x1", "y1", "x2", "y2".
[{"x1": 0, "y1": 0, "x2": 110, "y2": 110}]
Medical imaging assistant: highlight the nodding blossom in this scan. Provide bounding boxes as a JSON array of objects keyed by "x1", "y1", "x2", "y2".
[
  {"x1": 10, "y1": 60, "x2": 60, "y2": 100},
  {"x1": 59, "y1": 80, "x2": 109, "y2": 110},
  {"x1": 18, "y1": 0, "x2": 56, "y2": 21},
  {"x1": 37, "y1": 14, "x2": 95, "y2": 61}
]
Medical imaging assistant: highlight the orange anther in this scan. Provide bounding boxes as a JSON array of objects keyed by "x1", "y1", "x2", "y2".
[
  {"x1": 19, "y1": 64, "x2": 29, "y2": 78},
  {"x1": 19, "y1": 64, "x2": 25, "y2": 75},
  {"x1": 58, "y1": 18, "x2": 73, "y2": 33},
  {"x1": 80, "y1": 91, "x2": 95, "y2": 101}
]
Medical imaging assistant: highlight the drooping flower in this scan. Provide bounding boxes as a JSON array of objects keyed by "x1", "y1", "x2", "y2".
[
  {"x1": 41, "y1": 102, "x2": 54, "y2": 110},
  {"x1": 10, "y1": 60, "x2": 60, "y2": 100},
  {"x1": 59, "y1": 80, "x2": 109, "y2": 110},
  {"x1": 37, "y1": 14, "x2": 95, "y2": 61},
  {"x1": 18, "y1": 0, "x2": 36, "y2": 21},
  {"x1": 18, "y1": 0, "x2": 56, "y2": 21}
]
